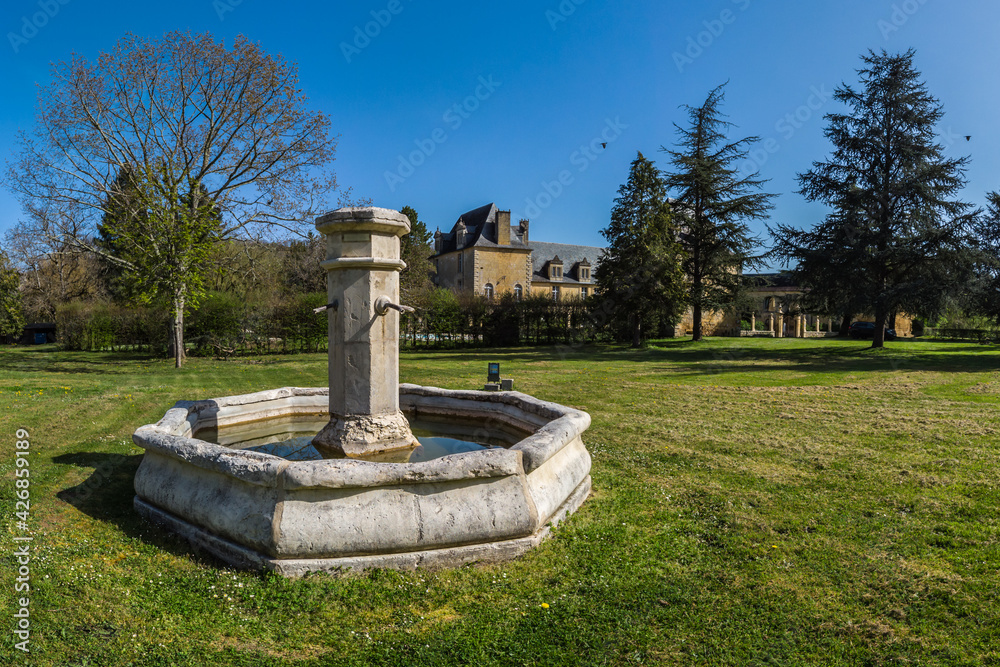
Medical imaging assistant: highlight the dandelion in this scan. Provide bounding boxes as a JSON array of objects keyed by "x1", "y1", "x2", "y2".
[{"x1": 541, "y1": 603, "x2": 549, "y2": 609}]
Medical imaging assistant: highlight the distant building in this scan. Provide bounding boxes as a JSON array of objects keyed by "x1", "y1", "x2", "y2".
[
  {"x1": 431, "y1": 203, "x2": 604, "y2": 302},
  {"x1": 430, "y1": 203, "x2": 909, "y2": 337}
]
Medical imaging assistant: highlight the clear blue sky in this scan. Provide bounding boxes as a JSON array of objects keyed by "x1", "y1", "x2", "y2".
[{"x1": 1, "y1": 0, "x2": 998, "y2": 268}]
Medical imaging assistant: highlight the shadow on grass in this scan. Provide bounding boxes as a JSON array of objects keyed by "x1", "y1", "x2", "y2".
[
  {"x1": 402, "y1": 338, "x2": 1000, "y2": 376},
  {"x1": 0, "y1": 346, "x2": 162, "y2": 375},
  {"x1": 53, "y1": 452, "x2": 241, "y2": 570}
]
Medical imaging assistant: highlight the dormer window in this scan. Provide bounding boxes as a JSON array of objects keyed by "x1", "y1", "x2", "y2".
[
  {"x1": 548, "y1": 255, "x2": 564, "y2": 281},
  {"x1": 578, "y1": 258, "x2": 592, "y2": 282}
]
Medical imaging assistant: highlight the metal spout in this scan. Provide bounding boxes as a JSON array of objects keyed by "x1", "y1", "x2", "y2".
[{"x1": 375, "y1": 295, "x2": 415, "y2": 316}]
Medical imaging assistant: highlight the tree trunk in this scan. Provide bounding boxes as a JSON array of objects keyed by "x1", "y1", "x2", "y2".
[
  {"x1": 871, "y1": 306, "x2": 887, "y2": 349},
  {"x1": 839, "y1": 313, "x2": 852, "y2": 337},
  {"x1": 631, "y1": 314, "x2": 642, "y2": 348},
  {"x1": 692, "y1": 303, "x2": 703, "y2": 341},
  {"x1": 173, "y1": 291, "x2": 186, "y2": 368}
]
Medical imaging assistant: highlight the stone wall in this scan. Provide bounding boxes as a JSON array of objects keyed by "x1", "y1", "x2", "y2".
[{"x1": 472, "y1": 248, "x2": 532, "y2": 296}]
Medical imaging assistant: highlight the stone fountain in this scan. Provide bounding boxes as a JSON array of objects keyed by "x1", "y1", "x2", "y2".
[{"x1": 132, "y1": 207, "x2": 592, "y2": 577}]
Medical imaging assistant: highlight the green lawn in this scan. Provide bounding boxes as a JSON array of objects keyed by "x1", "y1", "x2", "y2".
[{"x1": 2, "y1": 338, "x2": 999, "y2": 666}]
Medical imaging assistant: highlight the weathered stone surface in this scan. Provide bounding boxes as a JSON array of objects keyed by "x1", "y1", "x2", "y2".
[
  {"x1": 311, "y1": 411, "x2": 418, "y2": 456},
  {"x1": 134, "y1": 474, "x2": 591, "y2": 578}
]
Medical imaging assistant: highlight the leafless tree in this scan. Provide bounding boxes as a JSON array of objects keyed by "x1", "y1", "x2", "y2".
[{"x1": 4, "y1": 31, "x2": 341, "y2": 366}]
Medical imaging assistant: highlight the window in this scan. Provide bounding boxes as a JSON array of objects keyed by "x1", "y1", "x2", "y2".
[
  {"x1": 484, "y1": 283, "x2": 494, "y2": 300},
  {"x1": 552, "y1": 286, "x2": 560, "y2": 301},
  {"x1": 581, "y1": 287, "x2": 588, "y2": 298},
  {"x1": 555, "y1": 266, "x2": 562, "y2": 278},
  {"x1": 514, "y1": 284, "x2": 523, "y2": 301},
  {"x1": 457, "y1": 254, "x2": 463, "y2": 272},
  {"x1": 581, "y1": 268, "x2": 590, "y2": 282}
]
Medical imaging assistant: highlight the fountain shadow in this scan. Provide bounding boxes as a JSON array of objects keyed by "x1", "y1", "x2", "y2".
[{"x1": 53, "y1": 452, "x2": 247, "y2": 570}]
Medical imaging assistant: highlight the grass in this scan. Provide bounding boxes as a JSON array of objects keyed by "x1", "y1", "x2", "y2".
[{"x1": 1, "y1": 337, "x2": 999, "y2": 666}]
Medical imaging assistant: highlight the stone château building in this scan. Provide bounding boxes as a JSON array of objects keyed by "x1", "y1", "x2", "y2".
[{"x1": 431, "y1": 203, "x2": 604, "y2": 302}]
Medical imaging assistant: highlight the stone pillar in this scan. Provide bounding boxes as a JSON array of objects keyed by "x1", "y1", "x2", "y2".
[
  {"x1": 777, "y1": 312, "x2": 783, "y2": 338},
  {"x1": 311, "y1": 207, "x2": 417, "y2": 457},
  {"x1": 796, "y1": 315, "x2": 803, "y2": 338},
  {"x1": 816, "y1": 317, "x2": 820, "y2": 333},
  {"x1": 750, "y1": 313, "x2": 756, "y2": 332},
  {"x1": 827, "y1": 318, "x2": 832, "y2": 334}
]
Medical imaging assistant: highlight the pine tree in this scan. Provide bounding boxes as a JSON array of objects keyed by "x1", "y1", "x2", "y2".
[
  {"x1": 596, "y1": 151, "x2": 686, "y2": 347},
  {"x1": 662, "y1": 84, "x2": 774, "y2": 341},
  {"x1": 773, "y1": 50, "x2": 978, "y2": 348}
]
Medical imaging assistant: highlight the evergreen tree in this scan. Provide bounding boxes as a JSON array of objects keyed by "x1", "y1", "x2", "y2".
[
  {"x1": 967, "y1": 191, "x2": 1000, "y2": 323},
  {"x1": 773, "y1": 50, "x2": 978, "y2": 348},
  {"x1": 0, "y1": 247, "x2": 25, "y2": 340},
  {"x1": 662, "y1": 84, "x2": 774, "y2": 341},
  {"x1": 399, "y1": 205, "x2": 435, "y2": 309},
  {"x1": 596, "y1": 151, "x2": 686, "y2": 347},
  {"x1": 97, "y1": 164, "x2": 146, "y2": 302}
]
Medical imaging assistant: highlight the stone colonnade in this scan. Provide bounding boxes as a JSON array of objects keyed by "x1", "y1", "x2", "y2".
[{"x1": 754, "y1": 309, "x2": 834, "y2": 338}]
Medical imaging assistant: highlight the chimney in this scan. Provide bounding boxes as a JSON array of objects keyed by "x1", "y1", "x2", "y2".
[
  {"x1": 497, "y1": 210, "x2": 511, "y2": 246},
  {"x1": 518, "y1": 219, "x2": 529, "y2": 245}
]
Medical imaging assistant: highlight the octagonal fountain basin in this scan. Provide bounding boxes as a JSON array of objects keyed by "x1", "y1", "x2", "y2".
[{"x1": 132, "y1": 384, "x2": 591, "y2": 577}]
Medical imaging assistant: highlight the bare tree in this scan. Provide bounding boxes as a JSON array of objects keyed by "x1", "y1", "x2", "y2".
[{"x1": 4, "y1": 31, "x2": 340, "y2": 366}]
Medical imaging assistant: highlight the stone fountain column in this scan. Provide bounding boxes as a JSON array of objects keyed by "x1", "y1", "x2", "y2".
[{"x1": 311, "y1": 207, "x2": 418, "y2": 457}]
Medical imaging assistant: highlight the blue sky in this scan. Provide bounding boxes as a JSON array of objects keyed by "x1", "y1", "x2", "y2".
[{"x1": 1, "y1": 0, "x2": 997, "y2": 268}]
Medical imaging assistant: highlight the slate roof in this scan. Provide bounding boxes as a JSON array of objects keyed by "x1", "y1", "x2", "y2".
[
  {"x1": 530, "y1": 241, "x2": 606, "y2": 284},
  {"x1": 434, "y1": 203, "x2": 530, "y2": 254},
  {"x1": 744, "y1": 272, "x2": 800, "y2": 289}
]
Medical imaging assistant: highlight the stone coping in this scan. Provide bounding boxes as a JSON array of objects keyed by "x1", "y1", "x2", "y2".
[
  {"x1": 133, "y1": 385, "x2": 591, "y2": 488},
  {"x1": 315, "y1": 207, "x2": 410, "y2": 236}
]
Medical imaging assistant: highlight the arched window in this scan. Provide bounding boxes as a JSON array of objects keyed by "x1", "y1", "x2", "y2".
[
  {"x1": 484, "y1": 283, "x2": 494, "y2": 300},
  {"x1": 514, "y1": 284, "x2": 523, "y2": 301}
]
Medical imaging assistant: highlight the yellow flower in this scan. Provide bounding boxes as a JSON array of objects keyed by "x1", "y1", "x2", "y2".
[{"x1": 541, "y1": 603, "x2": 549, "y2": 609}]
